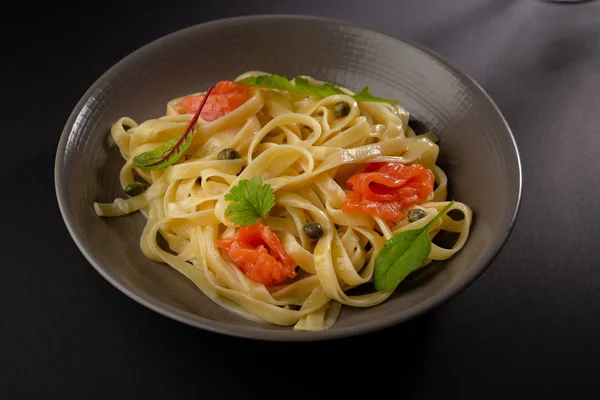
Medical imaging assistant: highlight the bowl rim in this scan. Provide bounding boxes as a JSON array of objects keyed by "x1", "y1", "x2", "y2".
[{"x1": 55, "y1": 14, "x2": 522, "y2": 341}]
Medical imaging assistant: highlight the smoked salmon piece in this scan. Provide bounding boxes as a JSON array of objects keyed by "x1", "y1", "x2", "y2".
[
  {"x1": 179, "y1": 80, "x2": 250, "y2": 122},
  {"x1": 216, "y1": 221, "x2": 296, "y2": 286},
  {"x1": 343, "y1": 162, "x2": 434, "y2": 221}
]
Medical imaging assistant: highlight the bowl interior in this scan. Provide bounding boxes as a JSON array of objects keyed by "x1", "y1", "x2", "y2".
[{"x1": 56, "y1": 15, "x2": 521, "y2": 340}]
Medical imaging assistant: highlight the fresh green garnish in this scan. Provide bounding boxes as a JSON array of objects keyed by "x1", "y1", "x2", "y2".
[
  {"x1": 373, "y1": 201, "x2": 455, "y2": 292},
  {"x1": 132, "y1": 134, "x2": 195, "y2": 171},
  {"x1": 237, "y1": 74, "x2": 400, "y2": 104},
  {"x1": 224, "y1": 177, "x2": 275, "y2": 226},
  {"x1": 133, "y1": 85, "x2": 214, "y2": 171}
]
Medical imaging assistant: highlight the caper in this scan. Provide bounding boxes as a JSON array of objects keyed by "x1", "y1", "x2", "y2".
[
  {"x1": 124, "y1": 181, "x2": 148, "y2": 196},
  {"x1": 217, "y1": 148, "x2": 241, "y2": 160},
  {"x1": 332, "y1": 102, "x2": 350, "y2": 117},
  {"x1": 303, "y1": 222, "x2": 324, "y2": 239},
  {"x1": 407, "y1": 208, "x2": 428, "y2": 223}
]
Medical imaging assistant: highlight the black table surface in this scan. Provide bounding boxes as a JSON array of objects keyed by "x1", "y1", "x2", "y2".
[{"x1": 6, "y1": 0, "x2": 600, "y2": 398}]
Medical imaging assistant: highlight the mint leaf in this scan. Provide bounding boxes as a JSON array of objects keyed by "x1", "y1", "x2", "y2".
[
  {"x1": 238, "y1": 74, "x2": 400, "y2": 104},
  {"x1": 373, "y1": 200, "x2": 455, "y2": 292},
  {"x1": 224, "y1": 177, "x2": 275, "y2": 226},
  {"x1": 132, "y1": 85, "x2": 214, "y2": 171}
]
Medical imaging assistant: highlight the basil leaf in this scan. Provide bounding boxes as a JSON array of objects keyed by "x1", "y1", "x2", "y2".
[
  {"x1": 373, "y1": 229, "x2": 432, "y2": 291},
  {"x1": 373, "y1": 200, "x2": 455, "y2": 292},
  {"x1": 238, "y1": 74, "x2": 400, "y2": 104}
]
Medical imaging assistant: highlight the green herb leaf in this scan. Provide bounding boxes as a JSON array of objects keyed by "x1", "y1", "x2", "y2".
[
  {"x1": 238, "y1": 74, "x2": 400, "y2": 104},
  {"x1": 133, "y1": 85, "x2": 214, "y2": 171},
  {"x1": 224, "y1": 177, "x2": 275, "y2": 226},
  {"x1": 132, "y1": 133, "x2": 194, "y2": 171},
  {"x1": 373, "y1": 200, "x2": 455, "y2": 292}
]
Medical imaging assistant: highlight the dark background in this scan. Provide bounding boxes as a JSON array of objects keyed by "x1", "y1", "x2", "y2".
[{"x1": 5, "y1": 0, "x2": 600, "y2": 398}]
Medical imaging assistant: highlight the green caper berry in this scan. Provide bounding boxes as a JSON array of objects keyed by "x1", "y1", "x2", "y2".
[
  {"x1": 124, "y1": 181, "x2": 148, "y2": 196},
  {"x1": 217, "y1": 148, "x2": 241, "y2": 160},
  {"x1": 332, "y1": 102, "x2": 350, "y2": 117},
  {"x1": 303, "y1": 222, "x2": 324, "y2": 239},
  {"x1": 407, "y1": 208, "x2": 428, "y2": 223}
]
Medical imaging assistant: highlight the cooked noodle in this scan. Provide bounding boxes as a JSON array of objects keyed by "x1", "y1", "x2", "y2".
[{"x1": 94, "y1": 71, "x2": 472, "y2": 331}]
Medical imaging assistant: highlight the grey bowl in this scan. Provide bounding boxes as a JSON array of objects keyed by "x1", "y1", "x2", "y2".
[{"x1": 55, "y1": 15, "x2": 521, "y2": 341}]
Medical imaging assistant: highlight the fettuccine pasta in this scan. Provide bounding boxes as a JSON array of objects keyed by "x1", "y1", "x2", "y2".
[{"x1": 94, "y1": 72, "x2": 472, "y2": 331}]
